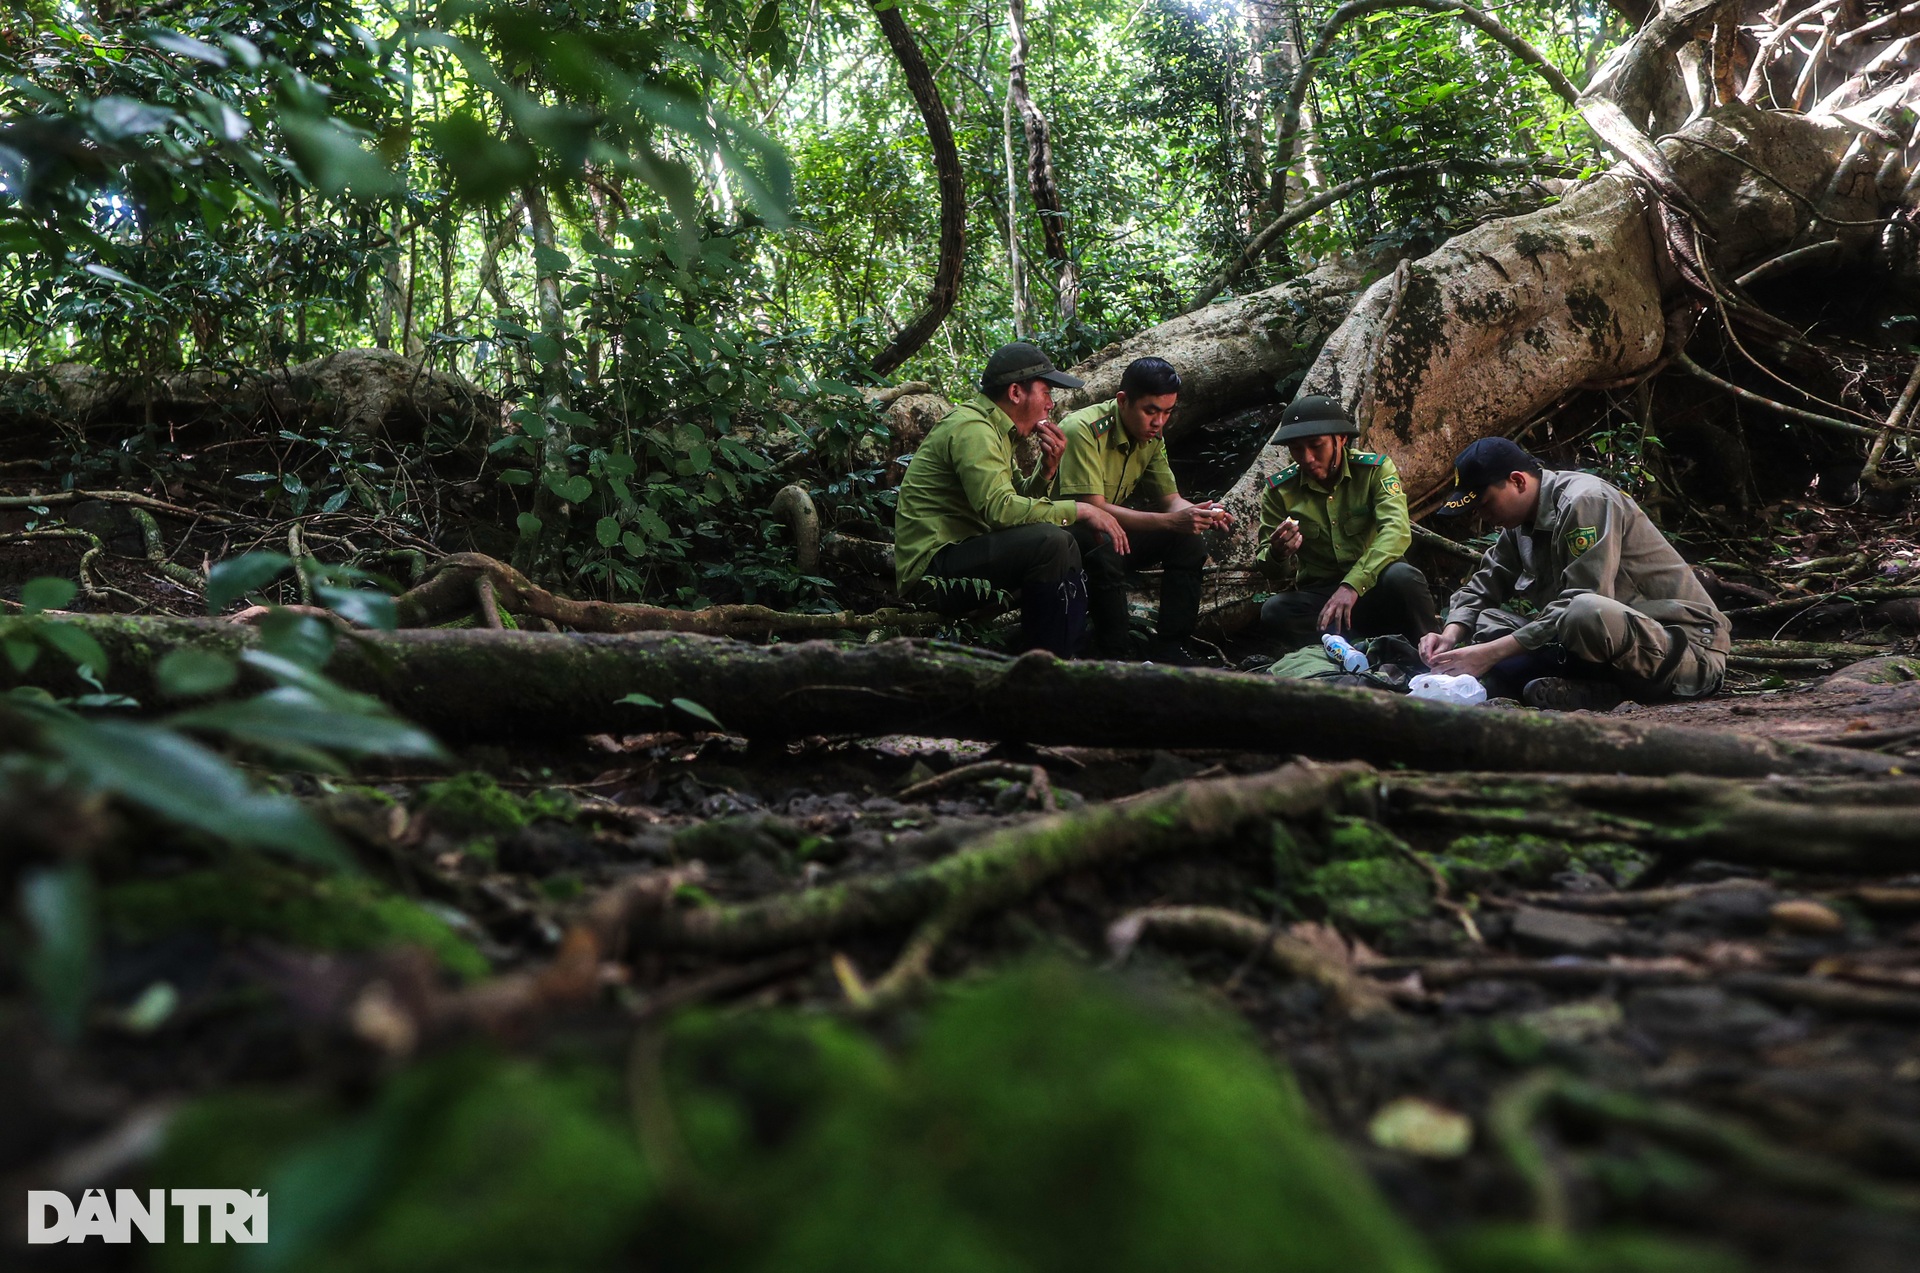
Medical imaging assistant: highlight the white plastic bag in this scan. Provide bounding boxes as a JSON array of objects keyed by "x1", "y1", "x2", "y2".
[{"x1": 1408, "y1": 672, "x2": 1488, "y2": 706}]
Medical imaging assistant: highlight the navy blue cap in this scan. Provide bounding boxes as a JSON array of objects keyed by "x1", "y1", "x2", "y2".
[{"x1": 1437, "y1": 437, "x2": 1542, "y2": 516}]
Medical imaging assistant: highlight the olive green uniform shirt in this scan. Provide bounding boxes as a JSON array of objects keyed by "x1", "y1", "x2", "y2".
[
  {"x1": 1445, "y1": 468, "x2": 1732, "y2": 653},
  {"x1": 893, "y1": 394, "x2": 1077, "y2": 590},
  {"x1": 1255, "y1": 449, "x2": 1411, "y2": 596},
  {"x1": 1055, "y1": 400, "x2": 1179, "y2": 506}
]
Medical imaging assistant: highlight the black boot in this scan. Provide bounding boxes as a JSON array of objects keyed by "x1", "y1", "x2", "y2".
[
  {"x1": 1020, "y1": 570, "x2": 1089, "y2": 658},
  {"x1": 1521, "y1": 677, "x2": 1625, "y2": 712},
  {"x1": 1156, "y1": 564, "x2": 1204, "y2": 646}
]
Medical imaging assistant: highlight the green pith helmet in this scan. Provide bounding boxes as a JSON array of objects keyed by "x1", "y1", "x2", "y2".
[{"x1": 1273, "y1": 394, "x2": 1360, "y2": 443}]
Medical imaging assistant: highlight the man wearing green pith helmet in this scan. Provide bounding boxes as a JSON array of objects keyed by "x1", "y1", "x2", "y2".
[{"x1": 1255, "y1": 394, "x2": 1438, "y2": 650}]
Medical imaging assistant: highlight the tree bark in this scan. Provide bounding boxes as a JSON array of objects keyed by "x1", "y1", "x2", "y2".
[
  {"x1": 511, "y1": 183, "x2": 577, "y2": 575},
  {"x1": 869, "y1": 1, "x2": 966, "y2": 377},
  {"x1": 21, "y1": 619, "x2": 1902, "y2": 778},
  {"x1": 1007, "y1": 0, "x2": 1079, "y2": 324}
]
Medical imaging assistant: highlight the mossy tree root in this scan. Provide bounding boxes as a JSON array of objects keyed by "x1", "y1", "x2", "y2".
[
  {"x1": 1370, "y1": 772, "x2": 1920, "y2": 871},
  {"x1": 390, "y1": 552, "x2": 939, "y2": 637},
  {"x1": 630, "y1": 761, "x2": 1371, "y2": 961},
  {"x1": 1106, "y1": 905, "x2": 1394, "y2": 1018},
  {"x1": 27, "y1": 620, "x2": 1906, "y2": 779}
]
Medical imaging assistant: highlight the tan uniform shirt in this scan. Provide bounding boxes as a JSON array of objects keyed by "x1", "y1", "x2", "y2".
[{"x1": 1446, "y1": 469, "x2": 1731, "y2": 653}]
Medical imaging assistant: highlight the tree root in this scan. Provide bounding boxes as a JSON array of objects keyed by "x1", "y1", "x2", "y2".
[
  {"x1": 1372, "y1": 772, "x2": 1920, "y2": 870},
  {"x1": 127, "y1": 507, "x2": 206, "y2": 596},
  {"x1": 23, "y1": 620, "x2": 1906, "y2": 778},
  {"x1": 630, "y1": 760, "x2": 1369, "y2": 958},
  {"x1": 897, "y1": 759, "x2": 1056, "y2": 810},
  {"x1": 391, "y1": 552, "x2": 940, "y2": 637},
  {"x1": 1106, "y1": 904, "x2": 1394, "y2": 1018},
  {"x1": 0, "y1": 487, "x2": 232, "y2": 525}
]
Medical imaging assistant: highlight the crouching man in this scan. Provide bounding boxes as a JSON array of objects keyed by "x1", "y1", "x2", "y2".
[
  {"x1": 1257, "y1": 394, "x2": 1437, "y2": 649},
  {"x1": 1054, "y1": 357, "x2": 1231, "y2": 660},
  {"x1": 893, "y1": 341, "x2": 1130, "y2": 656},
  {"x1": 1421, "y1": 437, "x2": 1730, "y2": 710}
]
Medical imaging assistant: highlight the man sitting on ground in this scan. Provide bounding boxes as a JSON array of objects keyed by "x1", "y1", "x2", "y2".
[
  {"x1": 1421, "y1": 437, "x2": 1730, "y2": 710},
  {"x1": 893, "y1": 341, "x2": 1129, "y2": 657},
  {"x1": 1055, "y1": 357, "x2": 1231, "y2": 659},
  {"x1": 1256, "y1": 394, "x2": 1437, "y2": 650}
]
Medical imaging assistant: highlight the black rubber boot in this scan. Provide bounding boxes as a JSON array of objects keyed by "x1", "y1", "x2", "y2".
[
  {"x1": 1156, "y1": 564, "x2": 1204, "y2": 644},
  {"x1": 1521, "y1": 677, "x2": 1626, "y2": 712},
  {"x1": 1020, "y1": 570, "x2": 1089, "y2": 658}
]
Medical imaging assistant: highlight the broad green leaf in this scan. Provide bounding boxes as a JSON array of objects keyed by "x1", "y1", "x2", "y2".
[
  {"x1": 5, "y1": 638, "x2": 39, "y2": 672},
  {"x1": 207, "y1": 552, "x2": 292, "y2": 612},
  {"x1": 145, "y1": 28, "x2": 228, "y2": 66},
  {"x1": 170, "y1": 690, "x2": 447, "y2": 762},
  {"x1": 21, "y1": 577, "x2": 76, "y2": 616},
  {"x1": 621, "y1": 532, "x2": 646, "y2": 558},
  {"x1": 595, "y1": 517, "x2": 622, "y2": 548},
  {"x1": 315, "y1": 586, "x2": 397, "y2": 631},
  {"x1": 156, "y1": 647, "x2": 239, "y2": 698},
  {"x1": 559, "y1": 475, "x2": 593, "y2": 503},
  {"x1": 530, "y1": 334, "x2": 563, "y2": 366},
  {"x1": 282, "y1": 113, "x2": 403, "y2": 199},
  {"x1": 84, "y1": 262, "x2": 159, "y2": 296},
  {"x1": 256, "y1": 611, "x2": 336, "y2": 671},
  {"x1": 517, "y1": 512, "x2": 543, "y2": 539},
  {"x1": 35, "y1": 714, "x2": 347, "y2": 866},
  {"x1": 616, "y1": 692, "x2": 663, "y2": 708},
  {"x1": 497, "y1": 468, "x2": 533, "y2": 486},
  {"x1": 671, "y1": 697, "x2": 724, "y2": 730},
  {"x1": 21, "y1": 865, "x2": 95, "y2": 1043},
  {"x1": 37, "y1": 622, "x2": 108, "y2": 681},
  {"x1": 91, "y1": 96, "x2": 171, "y2": 140}
]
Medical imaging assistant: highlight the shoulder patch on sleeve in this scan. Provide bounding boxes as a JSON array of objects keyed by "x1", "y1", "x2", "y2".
[
  {"x1": 1090, "y1": 414, "x2": 1111, "y2": 436},
  {"x1": 1380, "y1": 470, "x2": 1402, "y2": 497},
  {"x1": 1268, "y1": 464, "x2": 1299, "y2": 488},
  {"x1": 1565, "y1": 525, "x2": 1600, "y2": 557},
  {"x1": 1349, "y1": 451, "x2": 1384, "y2": 466}
]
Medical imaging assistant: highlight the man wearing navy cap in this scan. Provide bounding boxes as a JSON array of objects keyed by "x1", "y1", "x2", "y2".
[{"x1": 1421, "y1": 437, "x2": 1730, "y2": 710}]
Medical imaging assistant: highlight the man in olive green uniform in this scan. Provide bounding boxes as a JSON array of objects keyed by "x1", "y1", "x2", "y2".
[
  {"x1": 1422, "y1": 437, "x2": 1730, "y2": 710},
  {"x1": 894, "y1": 341, "x2": 1129, "y2": 656},
  {"x1": 1256, "y1": 394, "x2": 1437, "y2": 649},
  {"x1": 1055, "y1": 357, "x2": 1231, "y2": 659}
]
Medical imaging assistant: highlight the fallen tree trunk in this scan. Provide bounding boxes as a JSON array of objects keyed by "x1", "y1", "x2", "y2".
[{"x1": 21, "y1": 619, "x2": 1901, "y2": 777}]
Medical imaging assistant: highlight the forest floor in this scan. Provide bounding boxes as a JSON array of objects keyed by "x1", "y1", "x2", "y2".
[{"x1": 10, "y1": 471, "x2": 1920, "y2": 1272}]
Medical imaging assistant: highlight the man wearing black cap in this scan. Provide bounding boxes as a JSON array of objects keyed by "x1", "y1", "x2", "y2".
[
  {"x1": 1422, "y1": 437, "x2": 1730, "y2": 709},
  {"x1": 894, "y1": 341, "x2": 1130, "y2": 657},
  {"x1": 1255, "y1": 394, "x2": 1437, "y2": 650}
]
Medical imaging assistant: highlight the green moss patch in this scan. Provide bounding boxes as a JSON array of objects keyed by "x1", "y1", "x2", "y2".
[
  {"x1": 416, "y1": 772, "x2": 576, "y2": 837},
  {"x1": 105, "y1": 861, "x2": 488, "y2": 980}
]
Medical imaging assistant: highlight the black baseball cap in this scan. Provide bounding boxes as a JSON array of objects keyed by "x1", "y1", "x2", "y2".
[
  {"x1": 1273, "y1": 394, "x2": 1359, "y2": 443},
  {"x1": 1437, "y1": 437, "x2": 1542, "y2": 516},
  {"x1": 980, "y1": 341, "x2": 1084, "y2": 394}
]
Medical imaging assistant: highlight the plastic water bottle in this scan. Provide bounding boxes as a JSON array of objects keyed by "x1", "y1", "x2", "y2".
[
  {"x1": 1321, "y1": 633, "x2": 1368, "y2": 673},
  {"x1": 1408, "y1": 672, "x2": 1488, "y2": 706}
]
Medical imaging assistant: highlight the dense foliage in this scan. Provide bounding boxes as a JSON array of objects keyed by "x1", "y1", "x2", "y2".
[{"x1": 0, "y1": 0, "x2": 1615, "y2": 605}]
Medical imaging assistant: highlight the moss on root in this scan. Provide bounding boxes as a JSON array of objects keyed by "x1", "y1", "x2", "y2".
[
  {"x1": 415, "y1": 772, "x2": 577, "y2": 837},
  {"x1": 105, "y1": 859, "x2": 488, "y2": 980}
]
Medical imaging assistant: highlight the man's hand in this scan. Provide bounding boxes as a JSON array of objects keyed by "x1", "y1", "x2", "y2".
[
  {"x1": 1034, "y1": 417, "x2": 1066, "y2": 479},
  {"x1": 1427, "y1": 631, "x2": 1520, "y2": 679},
  {"x1": 1269, "y1": 516, "x2": 1303, "y2": 556},
  {"x1": 1195, "y1": 500, "x2": 1233, "y2": 530},
  {"x1": 1418, "y1": 624, "x2": 1465, "y2": 664},
  {"x1": 1076, "y1": 501, "x2": 1130, "y2": 555},
  {"x1": 1317, "y1": 583, "x2": 1359, "y2": 634}
]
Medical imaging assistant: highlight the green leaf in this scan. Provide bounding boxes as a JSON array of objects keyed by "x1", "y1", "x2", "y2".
[
  {"x1": 616, "y1": 692, "x2": 663, "y2": 708},
  {"x1": 156, "y1": 647, "x2": 239, "y2": 698},
  {"x1": 282, "y1": 113, "x2": 403, "y2": 199},
  {"x1": 91, "y1": 96, "x2": 171, "y2": 140},
  {"x1": 621, "y1": 532, "x2": 646, "y2": 558},
  {"x1": 84, "y1": 262, "x2": 159, "y2": 296},
  {"x1": 530, "y1": 334, "x2": 563, "y2": 366},
  {"x1": 560, "y1": 475, "x2": 593, "y2": 503},
  {"x1": 516, "y1": 512, "x2": 544, "y2": 539},
  {"x1": 37, "y1": 622, "x2": 108, "y2": 681},
  {"x1": 257, "y1": 611, "x2": 336, "y2": 672},
  {"x1": 595, "y1": 517, "x2": 622, "y2": 548},
  {"x1": 671, "y1": 697, "x2": 724, "y2": 730},
  {"x1": 497, "y1": 468, "x2": 534, "y2": 486},
  {"x1": 170, "y1": 690, "x2": 447, "y2": 763},
  {"x1": 20, "y1": 865, "x2": 95, "y2": 1043},
  {"x1": 207, "y1": 552, "x2": 292, "y2": 612},
  {"x1": 21, "y1": 577, "x2": 76, "y2": 616},
  {"x1": 315, "y1": 586, "x2": 397, "y2": 631},
  {"x1": 5, "y1": 638, "x2": 39, "y2": 672},
  {"x1": 145, "y1": 28, "x2": 228, "y2": 66},
  {"x1": 35, "y1": 713, "x2": 347, "y2": 865}
]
